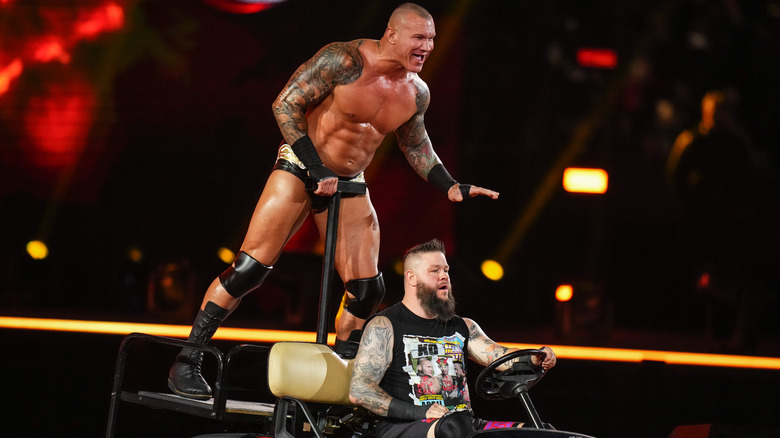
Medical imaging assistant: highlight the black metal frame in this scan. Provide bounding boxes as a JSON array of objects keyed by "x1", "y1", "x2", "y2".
[
  {"x1": 105, "y1": 181, "x2": 367, "y2": 438},
  {"x1": 315, "y1": 180, "x2": 366, "y2": 344},
  {"x1": 105, "y1": 332, "x2": 273, "y2": 437},
  {"x1": 272, "y1": 397, "x2": 325, "y2": 438}
]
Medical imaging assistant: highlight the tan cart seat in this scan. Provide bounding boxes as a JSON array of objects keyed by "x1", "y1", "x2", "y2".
[{"x1": 268, "y1": 341, "x2": 355, "y2": 406}]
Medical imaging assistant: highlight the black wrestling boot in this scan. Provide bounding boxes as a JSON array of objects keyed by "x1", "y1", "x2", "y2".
[
  {"x1": 168, "y1": 302, "x2": 229, "y2": 400},
  {"x1": 334, "y1": 329, "x2": 362, "y2": 359}
]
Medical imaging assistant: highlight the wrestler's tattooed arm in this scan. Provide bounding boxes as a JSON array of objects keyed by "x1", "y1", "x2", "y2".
[
  {"x1": 349, "y1": 316, "x2": 395, "y2": 416},
  {"x1": 464, "y1": 317, "x2": 512, "y2": 367},
  {"x1": 273, "y1": 40, "x2": 365, "y2": 144},
  {"x1": 396, "y1": 77, "x2": 443, "y2": 179},
  {"x1": 465, "y1": 318, "x2": 554, "y2": 370}
]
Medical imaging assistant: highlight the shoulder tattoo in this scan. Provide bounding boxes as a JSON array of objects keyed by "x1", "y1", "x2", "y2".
[
  {"x1": 292, "y1": 40, "x2": 364, "y2": 106},
  {"x1": 396, "y1": 80, "x2": 434, "y2": 174},
  {"x1": 314, "y1": 40, "x2": 365, "y2": 85},
  {"x1": 275, "y1": 40, "x2": 365, "y2": 135},
  {"x1": 351, "y1": 317, "x2": 394, "y2": 414},
  {"x1": 413, "y1": 78, "x2": 430, "y2": 114},
  {"x1": 360, "y1": 316, "x2": 393, "y2": 368}
]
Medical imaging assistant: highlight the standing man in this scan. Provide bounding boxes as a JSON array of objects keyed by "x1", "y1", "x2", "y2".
[
  {"x1": 168, "y1": 3, "x2": 499, "y2": 400},
  {"x1": 349, "y1": 239, "x2": 556, "y2": 437}
]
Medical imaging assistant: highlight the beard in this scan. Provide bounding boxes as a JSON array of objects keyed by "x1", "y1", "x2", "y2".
[{"x1": 417, "y1": 282, "x2": 456, "y2": 321}]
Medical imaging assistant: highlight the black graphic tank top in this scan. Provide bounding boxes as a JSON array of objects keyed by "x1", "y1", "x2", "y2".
[{"x1": 376, "y1": 302, "x2": 471, "y2": 412}]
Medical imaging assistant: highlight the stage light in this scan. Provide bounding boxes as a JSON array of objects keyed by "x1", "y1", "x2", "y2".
[
  {"x1": 33, "y1": 38, "x2": 70, "y2": 64},
  {"x1": 26, "y1": 240, "x2": 49, "y2": 260},
  {"x1": 563, "y1": 167, "x2": 608, "y2": 194},
  {"x1": 24, "y1": 78, "x2": 97, "y2": 168},
  {"x1": 0, "y1": 58, "x2": 23, "y2": 96},
  {"x1": 203, "y1": 0, "x2": 287, "y2": 14},
  {"x1": 126, "y1": 246, "x2": 143, "y2": 263},
  {"x1": 74, "y1": 2, "x2": 124, "y2": 39},
  {"x1": 576, "y1": 48, "x2": 618, "y2": 69},
  {"x1": 393, "y1": 259, "x2": 404, "y2": 276},
  {"x1": 217, "y1": 247, "x2": 236, "y2": 264},
  {"x1": 481, "y1": 259, "x2": 504, "y2": 281},
  {"x1": 556, "y1": 284, "x2": 573, "y2": 302},
  {"x1": 3, "y1": 316, "x2": 780, "y2": 370}
]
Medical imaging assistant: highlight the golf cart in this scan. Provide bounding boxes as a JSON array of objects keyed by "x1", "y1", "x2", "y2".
[{"x1": 105, "y1": 181, "x2": 596, "y2": 438}]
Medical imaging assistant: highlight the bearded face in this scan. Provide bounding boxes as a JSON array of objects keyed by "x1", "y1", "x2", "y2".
[{"x1": 416, "y1": 280, "x2": 456, "y2": 321}]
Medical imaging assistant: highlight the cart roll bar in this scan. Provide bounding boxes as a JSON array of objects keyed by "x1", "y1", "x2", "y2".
[{"x1": 313, "y1": 180, "x2": 366, "y2": 344}]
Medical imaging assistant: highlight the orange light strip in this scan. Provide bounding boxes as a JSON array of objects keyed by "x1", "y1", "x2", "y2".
[
  {"x1": 0, "y1": 316, "x2": 333, "y2": 343},
  {"x1": 2, "y1": 316, "x2": 779, "y2": 370},
  {"x1": 503, "y1": 343, "x2": 780, "y2": 370}
]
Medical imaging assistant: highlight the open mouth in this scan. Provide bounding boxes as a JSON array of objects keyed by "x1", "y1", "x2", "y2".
[{"x1": 413, "y1": 54, "x2": 425, "y2": 62}]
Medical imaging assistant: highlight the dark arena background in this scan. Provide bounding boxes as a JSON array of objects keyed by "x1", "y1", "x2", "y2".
[{"x1": 2, "y1": 0, "x2": 780, "y2": 437}]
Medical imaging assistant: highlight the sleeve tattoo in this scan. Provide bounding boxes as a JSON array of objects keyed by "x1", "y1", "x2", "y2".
[
  {"x1": 396, "y1": 80, "x2": 440, "y2": 179},
  {"x1": 273, "y1": 40, "x2": 365, "y2": 143},
  {"x1": 349, "y1": 316, "x2": 395, "y2": 416},
  {"x1": 466, "y1": 318, "x2": 510, "y2": 367}
]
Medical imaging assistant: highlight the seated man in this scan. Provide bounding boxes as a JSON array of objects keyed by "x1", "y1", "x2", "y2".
[{"x1": 349, "y1": 239, "x2": 556, "y2": 438}]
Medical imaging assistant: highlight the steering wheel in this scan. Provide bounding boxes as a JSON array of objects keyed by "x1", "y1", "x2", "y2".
[{"x1": 474, "y1": 349, "x2": 546, "y2": 401}]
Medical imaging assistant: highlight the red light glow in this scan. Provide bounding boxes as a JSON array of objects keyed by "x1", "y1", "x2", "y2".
[
  {"x1": 697, "y1": 272, "x2": 711, "y2": 289},
  {"x1": 23, "y1": 79, "x2": 97, "y2": 168},
  {"x1": 74, "y1": 2, "x2": 124, "y2": 39},
  {"x1": 204, "y1": 0, "x2": 276, "y2": 14},
  {"x1": 33, "y1": 38, "x2": 71, "y2": 64},
  {"x1": 2, "y1": 3, "x2": 127, "y2": 170},
  {"x1": 577, "y1": 48, "x2": 618, "y2": 69},
  {"x1": 0, "y1": 58, "x2": 23, "y2": 96}
]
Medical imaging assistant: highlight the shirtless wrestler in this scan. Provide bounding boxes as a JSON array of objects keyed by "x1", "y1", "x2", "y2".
[{"x1": 168, "y1": 3, "x2": 499, "y2": 400}]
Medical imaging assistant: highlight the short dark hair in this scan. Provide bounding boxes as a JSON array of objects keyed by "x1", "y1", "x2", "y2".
[
  {"x1": 390, "y1": 3, "x2": 432, "y2": 22},
  {"x1": 403, "y1": 238, "x2": 446, "y2": 262}
]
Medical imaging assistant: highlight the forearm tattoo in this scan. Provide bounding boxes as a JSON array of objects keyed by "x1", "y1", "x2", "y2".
[
  {"x1": 484, "y1": 343, "x2": 510, "y2": 363},
  {"x1": 273, "y1": 40, "x2": 365, "y2": 142},
  {"x1": 350, "y1": 316, "x2": 394, "y2": 416},
  {"x1": 397, "y1": 80, "x2": 437, "y2": 178},
  {"x1": 467, "y1": 319, "x2": 509, "y2": 366}
]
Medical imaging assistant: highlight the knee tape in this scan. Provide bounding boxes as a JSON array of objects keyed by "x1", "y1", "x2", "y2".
[
  {"x1": 435, "y1": 411, "x2": 477, "y2": 438},
  {"x1": 344, "y1": 272, "x2": 385, "y2": 319},
  {"x1": 218, "y1": 251, "x2": 272, "y2": 299}
]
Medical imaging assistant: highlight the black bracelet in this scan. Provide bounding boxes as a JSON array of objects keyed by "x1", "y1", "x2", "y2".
[
  {"x1": 290, "y1": 135, "x2": 323, "y2": 167},
  {"x1": 290, "y1": 135, "x2": 336, "y2": 182},
  {"x1": 427, "y1": 163, "x2": 458, "y2": 194},
  {"x1": 387, "y1": 399, "x2": 429, "y2": 420},
  {"x1": 458, "y1": 184, "x2": 471, "y2": 199}
]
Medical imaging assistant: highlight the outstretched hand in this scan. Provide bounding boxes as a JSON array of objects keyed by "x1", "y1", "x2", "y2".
[{"x1": 447, "y1": 184, "x2": 499, "y2": 202}]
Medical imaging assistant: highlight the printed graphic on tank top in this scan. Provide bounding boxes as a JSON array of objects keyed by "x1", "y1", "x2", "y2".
[{"x1": 401, "y1": 332, "x2": 470, "y2": 412}]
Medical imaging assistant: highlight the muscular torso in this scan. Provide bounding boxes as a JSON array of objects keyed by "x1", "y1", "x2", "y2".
[{"x1": 306, "y1": 41, "x2": 420, "y2": 177}]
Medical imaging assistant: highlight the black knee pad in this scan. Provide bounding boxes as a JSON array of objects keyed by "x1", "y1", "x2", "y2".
[
  {"x1": 344, "y1": 272, "x2": 385, "y2": 319},
  {"x1": 435, "y1": 411, "x2": 477, "y2": 438},
  {"x1": 218, "y1": 251, "x2": 272, "y2": 299}
]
